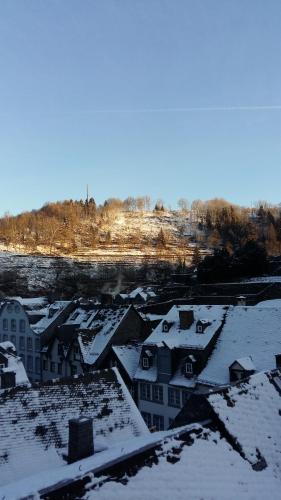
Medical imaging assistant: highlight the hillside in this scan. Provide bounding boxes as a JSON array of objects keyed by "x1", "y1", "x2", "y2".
[{"x1": 0, "y1": 207, "x2": 205, "y2": 266}]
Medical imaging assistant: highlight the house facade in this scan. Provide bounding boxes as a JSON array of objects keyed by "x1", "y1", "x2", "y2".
[
  {"x1": 134, "y1": 305, "x2": 227, "y2": 430},
  {"x1": 0, "y1": 300, "x2": 42, "y2": 382}
]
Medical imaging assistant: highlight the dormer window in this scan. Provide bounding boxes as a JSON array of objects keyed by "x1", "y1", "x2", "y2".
[
  {"x1": 142, "y1": 357, "x2": 149, "y2": 369},
  {"x1": 197, "y1": 325, "x2": 202, "y2": 333},
  {"x1": 162, "y1": 321, "x2": 169, "y2": 333},
  {"x1": 185, "y1": 362, "x2": 193, "y2": 375}
]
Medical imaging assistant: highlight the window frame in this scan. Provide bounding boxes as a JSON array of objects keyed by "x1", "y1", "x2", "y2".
[
  {"x1": 142, "y1": 356, "x2": 149, "y2": 369},
  {"x1": 152, "y1": 384, "x2": 163, "y2": 404},
  {"x1": 140, "y1": 382, "x2": 151, "y2": 401},
  {"x1": 168, "y1": 387, "x2": 181, "y2": 408}
]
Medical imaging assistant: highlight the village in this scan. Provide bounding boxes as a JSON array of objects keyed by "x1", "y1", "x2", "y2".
[{"x1": 1, "y1": 272, "x2": 281, "y2": 498}]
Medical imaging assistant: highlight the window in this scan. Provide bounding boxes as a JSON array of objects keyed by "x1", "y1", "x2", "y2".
[
  {"x1": 15, "y1": 305, "x2": 20, "y2": 313},
  {"x1": 35, "y1": 338, "x2": 40, "y2": 352},
  {"x1": 141, "y1": 412, "x2": 151, "y2": 428},
  {"x1": 185, "y1": 362, "x2": 193, "y2": 375},
  {"x1": 3, "y1": 319, "x2": 8, "y2": 331},
  {"x1": 140, "y1": 382, "x2": 151, "y2": 401},
  {"x1": 3, "y1": 334, "x2": 8, "y2": 342},
  {"x1": 168, "y1": 387, "x2": 181, "y2": 408},
  {"x1": 27, "y1": 337, "x2": 32, "y2": 351},
  {"x1": 10, "y1": 335, "x2": 16, "y2": 347},
  {"x1": 142, "y1": 357, "x2": 149, "y2": 369},
  {"x1": 20, "y1": 354, "x2": 25, "y2": 365},
  {"x1": 35, "y1": 358, "x2": 41, "y2": 374},
  {"x1": 50, "y1": 362, "x2": 56, "y2": 372},
  {"x1": 20, "y1": 336, "x2": 25, "y2": 351},
  {"x1": 162, "y1": 321, "x2": 169, "y2": 333},
  {"x1": 11, "y1": 319, "x2": 16, "y2": 332},
  {"x1": 27, "y1": 356, "x2": 33, "y2": 371},
  {"x1": 58, "y1": 363, "x2": 62, "y2": 375},
  {"x1": 197, "y1": 325, "x2": 202, "y2": 333},
  {"x1": 153, "y1": 414, "x2": 164, "y2": 431},
  {"x1": 43, "y1": 359, "x2": 48, "y2": 371},
  {"x1": 152, "y1": 384, "x2": 163, "y2": 404},
  {"x1": 19, "y1": 320, "x2": 26, "y2": 333}
]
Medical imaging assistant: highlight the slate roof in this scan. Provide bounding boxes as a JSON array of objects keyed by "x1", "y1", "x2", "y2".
[
  {"x1": 199, "y1": 305, "x2": 281, "y2": 386},
  {"x1": 81, "y1": 306, "x2": 131, "y2": 365},
  {"x1": 112, "y1": 344, "x2": 142, "y2": 380},
  {"x1": 207, "y1": 371, "x2": 281, "y2": 476},
  {"x1": 144, "y1": 305, "x2": 227, "y2": 349},
  {"x1": 0, "y1": 367, "x2": 148, "y2": 488},
  {"x1": 32, "y1": 301, "x2": 72, "y2": 335}
]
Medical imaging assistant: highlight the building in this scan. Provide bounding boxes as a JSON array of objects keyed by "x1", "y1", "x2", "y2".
[
  {"x1": 0, "y1": 341, "x2": 29, "y2": 389},
  {"x1": 9, "y1": 371, "x2": 281, "y2": 499},
  {"x1": 198, "y1": 303, "x2": 281, "y2": 388},
  {"x1": 115, "y1": 287, "x2": 157, "y2": 305},
  {"x1": 42, "y1": 305, "x2": 145, "y2": 381},
  {"x1": 134, "y1": 304, "x2": 227, "y2": 430},
  {"x1": 0, "y1": 299, "x2": 74, "y2": 382},
  {"x1": 0, "y1": 367, "x2": 148, "y2": 491}
]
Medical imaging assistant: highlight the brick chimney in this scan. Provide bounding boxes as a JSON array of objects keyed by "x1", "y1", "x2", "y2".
[
  {"x1": 68, "y1": 416, "x2": 94, "y2": 463},
  {"x1": 179, "y1": 310, "x2": 194, "y2": 330}
]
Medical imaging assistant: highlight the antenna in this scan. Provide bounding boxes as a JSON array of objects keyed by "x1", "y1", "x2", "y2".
[{"x1": 86, "y1": 184, "x2": 89, "y2": 203}]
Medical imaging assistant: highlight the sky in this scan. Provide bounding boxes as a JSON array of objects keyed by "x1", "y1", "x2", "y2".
[{"x1": 0, "y1": 0, "x2": 281, "y2": 215}]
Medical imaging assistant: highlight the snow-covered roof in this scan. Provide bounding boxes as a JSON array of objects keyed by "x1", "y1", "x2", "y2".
[
  {"x1": 8, "y1": 296, "x2": 48, "y2": 310},
  {"x1": 32, "y1": 301, "x2": 72, "y2": 335},
  {"x1": 64, "y1": 307, "x2": 96, "y2": 326},
  {"x1": 0, "y1": 342, "x2": 29, "y2": 388},
  {"x1": 199, "y1": 306, "x2": 281, "y2": 386},
  {"x1": 144, "y1": 305, "x2": 227, "y2": 349},
  {"x1": 82, "y1": 424, "x2": 280, "y2": 500},
  {"x1": 112, "y1": 344, "x2": 142, "y2": 380},
  {"x1": 207, "y1": 371, "x2": 281, "y2": 476},
  {"x1": 119, "y1": 287, "x2": 156, "y2": 302},
  {"x1": 231, "y1": 356, "x2": 256, "y2": 371},
  {"x1": 0, "y1": 368, "x2": 148, "y2": 488},
  {"x1": 83, "y1": 307, "x2": 131, "y2": 365}
]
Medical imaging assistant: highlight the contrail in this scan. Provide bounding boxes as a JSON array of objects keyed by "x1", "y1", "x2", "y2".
[
  {"x1": 1, "y1": 104, "x2": 281, "y2": 116},
  {"x1": 81, "y1": 104, "x2": 281, "y2": 114}
]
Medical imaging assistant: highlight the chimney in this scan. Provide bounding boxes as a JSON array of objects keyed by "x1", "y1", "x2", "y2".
[
  {"x1": 275, "y1": 354, "x2": 281, "y2": 370},
  {"x1": 179, "y1": 310, "x2": 194, "y2": 330},
  {"x1": 68, "y1": 416, "x2": 94, "y2": 463}
]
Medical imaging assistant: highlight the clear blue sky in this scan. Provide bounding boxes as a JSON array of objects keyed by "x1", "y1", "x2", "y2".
[{"x1": 1, "y1": 0, "x2": 281, "y2": 215}]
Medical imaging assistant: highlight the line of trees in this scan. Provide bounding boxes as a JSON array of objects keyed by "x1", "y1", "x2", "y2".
[{"x1": 1, "y1": 196, "x2": 281, "y2": 257}]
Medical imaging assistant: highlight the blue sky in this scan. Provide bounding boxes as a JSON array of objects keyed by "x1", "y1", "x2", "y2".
[{"x1": 0, "y1": 0, "x2": 281, "y2": 215}]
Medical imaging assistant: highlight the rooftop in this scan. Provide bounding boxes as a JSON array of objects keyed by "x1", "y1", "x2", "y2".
[
  {"x1": 0, "y1": 367, "x2": 147, "y2": 488},
  {"x1": 199, "y1": 305, "x2": 281, "y2": 386},
  {"x1": 144, "y1": 305, "x2": 227, "y2": 349}
]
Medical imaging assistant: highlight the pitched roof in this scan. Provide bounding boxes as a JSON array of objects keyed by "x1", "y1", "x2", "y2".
[
  {"x1": 0, "y1": 342, "x2": 29, "y2": 387},
  {"x1": 207, "y1": 371, "x2": 281, "y2": 476},
  {"x1": 199, "y1": 306, "x2": 281, "y2": 386},
  {"x1": 144, "y1": 305, "x2": 227, "y2": 350},
  {"x1": 73, "y1": 425, "x2": 280, "y2": 500},
  {"x1": 231, "y1": 356, "x2": 256, "y2": 371},
  {"x1": 32, "y1": 301, "x2": 72, "y2": 335},
  {"x1": 0, "y1": 367, "x2": 148, "y2": 488},
  {"x1": 82, "y1": 307, "x2": 131, "y2": 365},
  {"x1": 112, "y1": 344, "x2": 142, "y2": 380}
]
